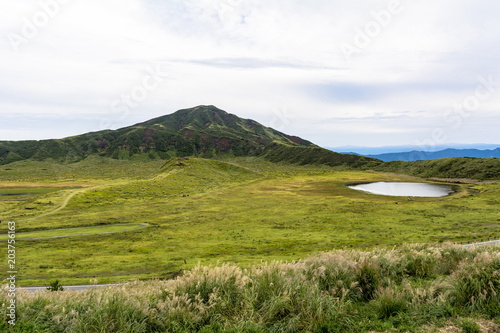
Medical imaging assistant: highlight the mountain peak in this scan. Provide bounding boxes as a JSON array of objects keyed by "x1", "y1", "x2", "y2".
[
  {"x1": 135, "y1": 105, "x2": 224, "y2": 126},
  {"x1": 0, "y1": 106, "x2": 378, "y2": 169},
  {"x1": 0, "y1": 106, "x2": 316, "y2": 163},
  {"x1": 131, "y1": 105, "x2": 316, "y2": 148}
]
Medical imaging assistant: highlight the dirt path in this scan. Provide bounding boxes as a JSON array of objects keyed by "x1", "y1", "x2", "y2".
[
  {"x1": 20, "y1": 188, "x2": 89, "y2": 222},
  {"x1": 49, "y1": 188, "x2": 84, "y2": 214}
]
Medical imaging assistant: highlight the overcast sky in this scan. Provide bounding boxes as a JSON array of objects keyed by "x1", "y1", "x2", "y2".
[{"x1": 1, "y1": 0, "x2": 500, "y2": 148}]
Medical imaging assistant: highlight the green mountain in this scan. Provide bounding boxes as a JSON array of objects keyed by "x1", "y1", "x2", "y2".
[{"x1": 0, "y1": 105, "x2": 378, "y2": 168}]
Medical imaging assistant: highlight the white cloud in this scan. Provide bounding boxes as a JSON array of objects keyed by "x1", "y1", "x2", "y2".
[{"x1": 1, "y1": 0, "x2": 499, "y2": 146}]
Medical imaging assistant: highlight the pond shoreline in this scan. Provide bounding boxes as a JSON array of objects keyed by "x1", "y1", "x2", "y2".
[{"x1": 348, "y1": 181, "x2": 455, "y2": 197}]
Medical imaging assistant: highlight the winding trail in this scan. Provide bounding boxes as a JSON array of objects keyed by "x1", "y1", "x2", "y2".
[
  {"x1": 7, "y1": 184, "x2": 151, "y2": 240},
  {"x1": 19, "y1": 187, "x2": 90, "y2": 222},
  {"x1": 53, "y1": 189, "x2": 83, "y2": 213}
]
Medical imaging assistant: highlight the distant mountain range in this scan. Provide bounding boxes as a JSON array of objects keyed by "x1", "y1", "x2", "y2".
[
  {"x1": 363, "y1": 148, "x2": 500, "y2": 162},
  {"x1": 329, "y1": 146, "x2": 500, "y2": 162},
  {"x1": 0, "y1": 105, "x2": 378, "y2": 168}
]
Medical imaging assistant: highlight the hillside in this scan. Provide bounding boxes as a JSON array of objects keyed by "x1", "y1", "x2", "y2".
[
  {"x1": 264, "y1": 144, "x2": 379, "y2": 168},
  {"x1": 376, "y1": 157, "x2": 500, "y2": 180},
  {"x1": 0, "y1": 105, "x2": 377, "y2": 169}
]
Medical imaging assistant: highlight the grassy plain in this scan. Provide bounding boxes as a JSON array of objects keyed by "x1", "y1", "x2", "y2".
[
  {"x1": 0, "y1": 223, "x2": 146, "y2": 241},
  {"x1": 0, "y1": 157, "x2": 499, "y2": 286}
]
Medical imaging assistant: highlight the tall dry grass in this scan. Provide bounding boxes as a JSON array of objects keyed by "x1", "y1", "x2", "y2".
[{"x1": 2, "y1": 242, "x2": 499, "y2": 332}]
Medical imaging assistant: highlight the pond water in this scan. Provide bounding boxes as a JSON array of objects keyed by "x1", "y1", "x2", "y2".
[{"x1": 348, "y1": 182, "x2": 454, "y2": 197}]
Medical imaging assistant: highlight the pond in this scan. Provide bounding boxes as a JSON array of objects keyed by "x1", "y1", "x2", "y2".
[
  {"x1": 0, "y1": 193, "x2": 36, "y2": 197},
  {"x1": 348, "y1": 182, "x2": 454, "y2": 197}
]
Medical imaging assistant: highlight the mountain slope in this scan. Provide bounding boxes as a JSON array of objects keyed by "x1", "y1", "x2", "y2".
[
  {"x1": 264, "y1": 145, "x2": 379, "y2": 168},
  {"x1": 0, "y1": 105, "x2": 378, "y2": 168},
  {"x1": 0, "y1": 106, "x2": 310, "y2": 163},
  {"x1": 376, "y1": 157, "x2": 500, "y2": 180}
]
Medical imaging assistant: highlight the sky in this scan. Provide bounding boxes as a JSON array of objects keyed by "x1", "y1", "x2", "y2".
[{"x1": 1, "y1": 0, "x2": 500, "y2": 149}]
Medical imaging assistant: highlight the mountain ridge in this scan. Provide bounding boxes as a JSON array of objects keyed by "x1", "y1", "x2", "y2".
[
  {"x1": 0, "y1": 105, "x2": 377, "y2": 168},
  {"x1": 354, "y1": 148, "x2": 500, "y2": 162},
  {"x1": 329, "y1": 144, "x2": 500, "y2": 156}
]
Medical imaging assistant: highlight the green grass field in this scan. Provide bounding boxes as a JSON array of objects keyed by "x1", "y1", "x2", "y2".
[
  {"x1": 0, "y1": 223, "x2": 146, "y2": 241},
  {"x1": 0, "y1": 157, "x2": 499, "y2": 286}
]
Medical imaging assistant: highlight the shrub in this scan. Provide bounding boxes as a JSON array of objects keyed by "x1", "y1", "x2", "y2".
[
  {"x1": 73, "y1": 291, "x2": 147, "y2": 333},
  {"x1": 374, "y1": 286, "x2": 408, "y2": 319},
  {"x1": 451, "y1": 251, "x2": 500, "y2": 315},
  {"x1": 47, "y1": 280, "x2": 64, "y2": 292},
  {"x1": 376, "y1": 249, "x2": 407, "y2": 282},
  {"x1": 436, "y1": 245, "x2": 470, "y2": 275},
  {"x1": 459, "y1": 319, "x2": 480, "y2": 333},
  {"x1": 355, "y1": 259, "x2": 380, "y2": 301},
  {"x1": 303, "y1": 251, "x2": 356, "y2": 300},
  {"x1": 164, "y1": 263, "x2": 249, "y2": 325},
  {"x1": 405, "y1": 250, "x2": 437, "y2": 278}
]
